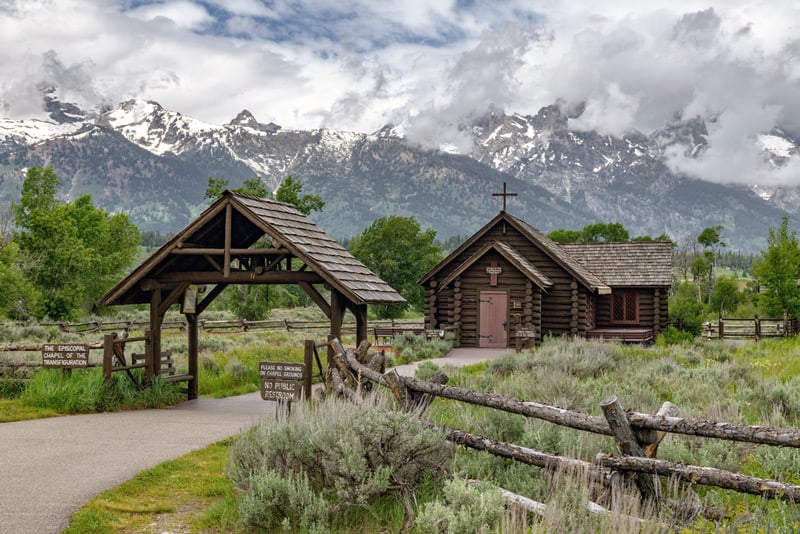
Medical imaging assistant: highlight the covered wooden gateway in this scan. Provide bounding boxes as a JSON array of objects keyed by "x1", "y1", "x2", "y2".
[
  {"x1": 419, "y1": 211, "x2": 672, "y2": 348},
  {"x1": 101, "y1": 191, "x2": 405, "y2": 398}
]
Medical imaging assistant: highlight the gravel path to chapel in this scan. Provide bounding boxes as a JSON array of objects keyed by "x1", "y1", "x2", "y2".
[{"x1": 0, "y1": 348, "x2": 511, "y2": 534}]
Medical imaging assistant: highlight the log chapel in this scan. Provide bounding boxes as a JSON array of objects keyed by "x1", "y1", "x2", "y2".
[{"x1": 419, "y1": 186, "x2": 672, "y2": 348}]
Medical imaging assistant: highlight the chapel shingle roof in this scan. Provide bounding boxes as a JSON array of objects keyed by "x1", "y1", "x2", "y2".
[{"x1": 560, "y1": 241, "x2": 673, "y2": 287}]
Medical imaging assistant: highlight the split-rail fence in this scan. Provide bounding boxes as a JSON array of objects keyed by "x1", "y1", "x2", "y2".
[
  {"x1": 0, "y1": 318, "x2": 421, "y2": 382},
  {"x1": 4, "y1": 317, "x2": 424, "y2": 335},
  {"x1": 703, "y1": 316, "x2": 799, "y2": 341},
  {"x1": 328, "y1": 338, "x2": 800, "y2": 523}
]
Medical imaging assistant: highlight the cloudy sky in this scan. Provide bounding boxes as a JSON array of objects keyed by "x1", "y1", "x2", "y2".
[{"x1": 2, "y1": 0, "x2": 800, "y2": 185}]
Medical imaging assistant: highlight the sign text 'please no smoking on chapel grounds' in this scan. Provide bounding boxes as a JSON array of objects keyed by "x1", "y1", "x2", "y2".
[{"x1": 259, "y1": 362, "x2": 305, "y2": 401}]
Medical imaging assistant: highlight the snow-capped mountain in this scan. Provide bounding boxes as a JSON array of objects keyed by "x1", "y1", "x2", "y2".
[
  {"x1": 0, "y1": 93, "x2": 796, "y2": 251},
  {"x1": 465, "y1": 106, "x2": 798, "y2": 250}
]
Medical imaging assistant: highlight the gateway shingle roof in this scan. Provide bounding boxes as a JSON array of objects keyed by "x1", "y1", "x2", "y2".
[{"x1": 102, "y1": 191, "x2": 405, "y2": 307}]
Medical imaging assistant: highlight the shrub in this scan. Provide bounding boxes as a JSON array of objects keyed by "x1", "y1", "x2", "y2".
[
  {"x1": 394, "y1": 332, "x2": 453, "y2": 363},
  {"x1": 0, "y1": 377, "x2": 26, "y2": 398},
  {"x1": 415, "y1": 477, "x2": 505, "y2": 534},
  {"x1": 415, "y1": 360, "x2": 442, "y2": 382},
  {"x1": 227, "y1": 394, "x2": 452, "y2": 531},
  {"x1": 669, "y1": 281, "x2": 705, "y2": 335},
  {"x1": 238, "y1": 469, "x2": 330, "y2": 533},
  {"x1": 655, "y1": 325, "x2": 696, "y2": 346}
]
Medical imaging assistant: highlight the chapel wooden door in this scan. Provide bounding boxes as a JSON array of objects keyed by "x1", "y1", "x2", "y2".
[{"x1": 479, "y1": 290, "x2": 508, "y2": 348}]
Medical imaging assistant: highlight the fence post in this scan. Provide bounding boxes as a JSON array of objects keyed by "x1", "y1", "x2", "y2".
[
  {"x1": 103, "y1": 333, "x2": 114, "y2": 384},
  {"x1": 304, "y1": 339, "x2": 314, "y2": 400},
  {"x1": 755, "y1": 316, "x2": 761, "y2": 342},
  {"x1": 144, "y1": 329, "x2": 153, "y2": 385},
  {"x1": 600, "y1": 395, "x2": 660, "y2": 504},
  {"x1": 719, "y1": 318, "x2": 724, "y2": 340}
]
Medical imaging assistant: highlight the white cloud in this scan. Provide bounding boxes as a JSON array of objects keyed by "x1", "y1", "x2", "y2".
[
  {"x1": 2, "y1": 1, "x2": 800, "y2": 185},
  {"x1": 126, "y1": 1, "x2": 214, "y2": 31}
]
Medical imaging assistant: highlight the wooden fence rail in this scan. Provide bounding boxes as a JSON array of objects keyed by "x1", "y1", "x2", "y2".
[
  {"x1": 331, "y1": 338, "x2": 800, "y2": 520},
  {"x1": 1, "y1": 318, "x2": 424, "y2": 335},
  {"x1": 704, "y1": 316, "x2": 799, "y2": 341}
]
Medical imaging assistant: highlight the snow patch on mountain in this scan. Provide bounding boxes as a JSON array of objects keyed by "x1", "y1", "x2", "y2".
[
  {"x1": 103, "y1": 100, "x2": 217, "y2": 156},
  {"x1": 757, "y1": 133, "x2": 795, "y2": 159},
  {"x1": 0, "y1": 118, "x2": 82, "y2": 146}
]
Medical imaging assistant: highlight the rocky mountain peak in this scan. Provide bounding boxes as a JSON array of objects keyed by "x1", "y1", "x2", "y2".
[
  {"x1": 0, "y1": 98, "x2": 798, "y2": 252},
  {"x1": 229, "y1": 109, "x2": 257, "y2": 127},
  {"x1": 651, "y1": 114, "x2": 708, "y2": 156},
  {"x1": 372, "y1": 123, "x2": 404, "y2": 140},
  {"x1": 532, "y1": 103, "x2": 569, "y2": 131},
  {"x1": 36, "y1": 84, "x2": 87, "y2": 124},
  {"x1": 228, "y1": 109, "x2": 281, "y2": 133}
]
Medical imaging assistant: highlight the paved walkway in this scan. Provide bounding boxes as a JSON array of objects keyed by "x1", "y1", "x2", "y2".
[
  {"x1": 391, "y1": 347, "x2": 513, "y2": 377},
  {"x1": 0, "y1": 348, "x2": 513, "y2": 533}
]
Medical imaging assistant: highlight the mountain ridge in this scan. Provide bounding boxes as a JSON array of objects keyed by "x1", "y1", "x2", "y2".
[{"x1": 0, "y1": 95, "x2": 796, "y2": 252}]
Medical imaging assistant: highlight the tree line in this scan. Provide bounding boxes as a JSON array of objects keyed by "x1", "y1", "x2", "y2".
[{"x1": 1, "y1": 167, "x2": 798, "y2": 335}]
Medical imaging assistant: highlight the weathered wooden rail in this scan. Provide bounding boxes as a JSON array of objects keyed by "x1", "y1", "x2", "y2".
[
  {"x1": 330, "y1": 339, "x2": 800, "y2": 521},
  {"x1": 1, "y1": 318, "x2": 424, "y2": 336},
  {"x1": 0, "y1": 335, "x2": 180, "y2": 390},
  {"x1": 704, "y1": 316, "x2": 799, "y2": 341}
]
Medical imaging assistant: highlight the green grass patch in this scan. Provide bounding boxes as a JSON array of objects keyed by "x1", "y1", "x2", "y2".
[
  {"x1": 198, "y1": 341, "x2": 306, "y2": 398},
  {"x1": 64, "y1": 439, "x2": 240, "y2": 534},
  {"x1": 19, "y1": 367, "x2": 182, "y2": 414},
  {"x1": 12, "y1": 314, "x2": 800, "y2": 531},
  {"x1": 0, "y1": 398, "x2": 59, "y2": 422}
]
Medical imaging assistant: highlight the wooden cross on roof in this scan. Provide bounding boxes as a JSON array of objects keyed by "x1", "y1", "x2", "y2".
[{"x1": 492, "y1": 181, "x2": 517, "y2": 212}]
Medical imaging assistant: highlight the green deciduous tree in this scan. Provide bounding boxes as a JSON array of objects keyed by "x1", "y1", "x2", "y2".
[
  {"x1": 547, "y1": 222, "x2": 632, "y2": 243},
  {"x1": 709, "y1": 276, "x2": 742, "y2": 316},
  {"x1": 13, "y1": 167, "x2": 140, "y2": 319},
  {"x1": 204, "y1": 175, "x2": 324, "y2": 216},
  {"x1": 547, "y1": 228, "x2": 584, "y2": 243},
  {"x1": 0, "y1": 240, "x2": 40, "y2": 319},
  {"x1": 204, "y1": 176, "x2": 270, "y2": 201},
  {"x1": 275, "y1": 176, "x2": 325, "y2": 216},
  {"x1": 751, "y1": 214, "x2": 800, "y2": 319},
  {"x1": 581, "y1": 222, "x2": 630, "y2": 242},
  {"x1": 669, "y1": 281, "x2": 705, "y2": 335},
  {"x1": 350, "y1": 216, "x2": 443, "y2": 318},
  {"x1": 698, "y1": 225, "x2": 725, "y2": 250},
  {"x1": 632, "y1": 233, "x2": 673, "y2": 243}
]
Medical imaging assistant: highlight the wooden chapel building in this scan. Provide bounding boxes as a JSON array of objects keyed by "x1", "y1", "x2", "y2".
[
  {"x1": 419, "y1": 201, "x2": 672, "y2": 348},
  {"x1": 101, "y1": 191, "x2": 405, "y2": 398}
]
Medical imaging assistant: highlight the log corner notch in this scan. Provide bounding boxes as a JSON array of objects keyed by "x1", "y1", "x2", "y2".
[{"x1": 327, "y1": 338, "x2": 449, "y2": 417}]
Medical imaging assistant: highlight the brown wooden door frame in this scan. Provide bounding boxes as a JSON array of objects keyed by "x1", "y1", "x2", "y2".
[{"x1": 479, "y1": 289, "x2": 508, "y2": 348}]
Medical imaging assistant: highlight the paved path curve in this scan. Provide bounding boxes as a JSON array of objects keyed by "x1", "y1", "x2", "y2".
[{"x1": 0, "y1": 348, "x2": 512, "y2": 534}]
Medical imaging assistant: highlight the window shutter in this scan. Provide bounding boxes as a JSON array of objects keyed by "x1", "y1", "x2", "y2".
[{"x1": 611, "y1": 290, "x2": 639, "y2": 324}]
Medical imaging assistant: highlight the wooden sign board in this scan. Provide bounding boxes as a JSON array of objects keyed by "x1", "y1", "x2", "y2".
[
  {"x1": 259, "y1": 362, "x2": 305, "y2": 380},
  {"x1": 259, "y1": 362, "x2": 305, "y2": 402},
  {"x1": 42, "y1": 344, "x2": 89, "y2": 368},
  {"x1": 261, "y1": 379, "x2": 303, "y2": 401},
  {"x1": 515, "y1": 330, "x2": 537, "y2": 338}
]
